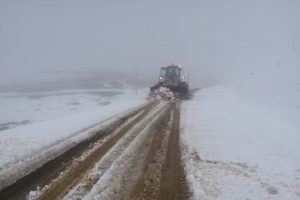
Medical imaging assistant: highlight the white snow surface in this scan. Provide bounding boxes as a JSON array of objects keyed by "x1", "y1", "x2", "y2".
[
  {"x1": 181, "y1": 65, "x2": 300, "y2": 199},
  {"x1": 0, "y1": 85, "x2": 148, "y2": 190},
  {"x1": 0, "y1": 83, "x2": 131, "y2": 130}
]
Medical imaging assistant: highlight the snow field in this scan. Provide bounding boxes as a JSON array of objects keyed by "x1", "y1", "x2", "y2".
[
  {"x1": 0, "y1": 99, "x2": 149, "y2": 191},
  {"x1": 180, "y1": 65, "x2": 300, "y2": 199}
]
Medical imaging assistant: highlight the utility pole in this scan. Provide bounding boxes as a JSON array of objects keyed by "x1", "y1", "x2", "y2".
[
  {"x1": 293, "y1": 31, "x2": 296, "y2": 54},
  {"x1": 135, "y1": 66, "x2": 138, "y2": 95}
]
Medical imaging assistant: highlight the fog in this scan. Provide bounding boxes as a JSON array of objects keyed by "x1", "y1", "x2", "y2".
[{"x1": 1, "y1": 0, "x2": 299, "y2": 86}]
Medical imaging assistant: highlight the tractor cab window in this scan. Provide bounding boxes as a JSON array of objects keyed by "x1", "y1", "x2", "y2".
[
  {"x1": 160, "y1": 68, "x2": 166, "y2": 76},
  {"x1": 166, "y1": 67, "x2": 180, "y2": 77}
]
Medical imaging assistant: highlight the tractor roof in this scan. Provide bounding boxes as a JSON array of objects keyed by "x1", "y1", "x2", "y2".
[{"x1": 166, "y1": 64, "x2": 182, "y2": 68}]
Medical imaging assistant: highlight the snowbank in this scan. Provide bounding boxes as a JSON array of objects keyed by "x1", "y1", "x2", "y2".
[{"x1": 181, "y1": 65, "x2": 300, "y2": 199}]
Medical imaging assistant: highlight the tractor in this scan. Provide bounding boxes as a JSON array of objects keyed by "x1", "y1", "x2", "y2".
[{"x1": 150, "y1": 64, "x2": 189, "y2": 94}]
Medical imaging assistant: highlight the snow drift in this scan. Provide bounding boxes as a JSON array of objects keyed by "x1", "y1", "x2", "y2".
[{"x1": 181, "y1": 64, "x2": 300, "y2": 199}]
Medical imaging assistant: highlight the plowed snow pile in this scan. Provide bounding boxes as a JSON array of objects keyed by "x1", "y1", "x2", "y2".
[
  {"x1": 150, "y1": 87, "x2": 176, "y2": 101},
  {"x1": 181, "y1": 65, "x2": 300, "y2": 199}
]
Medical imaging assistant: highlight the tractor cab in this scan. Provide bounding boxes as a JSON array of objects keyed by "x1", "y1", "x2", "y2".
[{"x1": 166, "y1": 65, "x2": 181, "y2": 77}]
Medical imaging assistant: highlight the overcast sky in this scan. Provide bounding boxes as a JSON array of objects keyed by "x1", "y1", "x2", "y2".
[{"x1": 0, "y1": 0, "x2": 299, "y2": 85}]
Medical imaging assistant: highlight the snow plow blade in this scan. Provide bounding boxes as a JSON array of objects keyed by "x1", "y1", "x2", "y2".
[
  {"x1": 167, "y1": 85, "x2": 189, "y2": 95},
  {"x1": 150, "y1": 83, "x2": 161, "y2": 92},
  {"x1": 150, "y1": 84, "x2": 189, "y2": 95}
]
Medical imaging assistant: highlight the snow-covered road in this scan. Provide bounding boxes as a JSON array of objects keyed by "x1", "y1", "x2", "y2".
[{"x1": 0, "y1": 87, "x2": 189, "y2": 200}]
